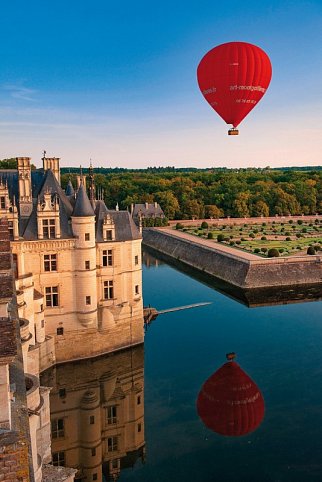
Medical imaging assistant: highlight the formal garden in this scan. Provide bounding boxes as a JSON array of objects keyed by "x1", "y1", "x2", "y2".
[{"x1": 174, "y1": 218, "x2": 322, "y2": 257}]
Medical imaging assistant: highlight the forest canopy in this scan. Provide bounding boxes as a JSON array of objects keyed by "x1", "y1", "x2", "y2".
[{"x1": 60, "y1": 167, "x2": 322, "y2": 220}]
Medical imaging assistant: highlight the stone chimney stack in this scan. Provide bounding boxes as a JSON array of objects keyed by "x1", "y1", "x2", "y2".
[
  {"x1": 17, "y1": 157, "x2": 33, "y2": 217},
  {"x1": 42, "y1": 155, "x2": 61, "y2": 184}
]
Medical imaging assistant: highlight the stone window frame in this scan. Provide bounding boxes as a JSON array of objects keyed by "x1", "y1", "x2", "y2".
[
  {"x1": 57, "y1": 327, "x2": 64, "y2": 336},
  {"x1": 42, "y1": 218, "x2": 56, "y2": 239},
  {"x1": 135, "y1": 284, "x2": 139, "y2": 295},
  {"x1": 45, "y1": 286, "x2": 59, "y2": 307},
  {"x1": 102, "y1": 249, "x2": 113, "y2": 267},
  {"x1": 107, "y1": 436, "x2": 118, "y2": 452},
  {"x1": 85, "y1": 260, "x2": 90, "y2": 270},
  {"x1": 85, "y1": 232, "x2": 90, "y2": 241},
  {"x1": 51, "y1": 418, "x2": 65, "y2": 439},
  {"x1": 44, "y1": 253, "x2": 57, "y2": 272},
  {"x1": 59, "y1": 388, "x2": 66, "y2": 398},
  {"x1": 103, "y1": 280, "x2": 114, "y2": 300},
  {"x1": 85, "y1": 296, "x2": 91, "y2": 305},
  {"x1": 135, "y1": 255, "x2": 139, "y2": 265},
  {"x1": 104, "y1": 229, "x2": 113, "y2": 241},
  {"x1": 53, "y1": 451, "x2": 65, "y2": 467},
  {"x1": 106, "y1": 405, "x2": 117, "y2": 424}
]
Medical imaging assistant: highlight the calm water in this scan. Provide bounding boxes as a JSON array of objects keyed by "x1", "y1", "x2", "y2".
[
  {"x1": 45, "y1": 250, "x2": 322, "y2": 481},
  {"x1": 122, "y1": 251, "x2": 322, "y2": 482}
]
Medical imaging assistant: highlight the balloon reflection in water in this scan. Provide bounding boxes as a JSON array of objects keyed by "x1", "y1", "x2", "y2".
[{"x1": 197, "y1": 353, "x2": 264, "y2": 436}]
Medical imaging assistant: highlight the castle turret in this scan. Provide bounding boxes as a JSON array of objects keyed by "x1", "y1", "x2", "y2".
[{"x1": 71, "y1": 185, "x2": 97, "y2": 327}]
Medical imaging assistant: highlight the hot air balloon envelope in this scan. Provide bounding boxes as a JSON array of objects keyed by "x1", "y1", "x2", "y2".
[
  {"x1": 197, "y1": 360, "x2": 265, "y2": 436},
  {"x1": 197, "y1": 41, "x2": 272, "y2": 132}
]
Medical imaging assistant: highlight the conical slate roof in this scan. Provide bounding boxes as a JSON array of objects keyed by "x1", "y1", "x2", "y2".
[
  {"x1": 73, "y1": 184, "x2": 95, "y2": 217},
  {"x1": 65, "y1": 180, "x2": 75, "y2": 196}
]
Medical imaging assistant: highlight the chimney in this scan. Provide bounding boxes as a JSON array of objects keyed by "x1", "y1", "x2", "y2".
[
  {"x1": 17, "y1": 157, "x2": 33, "y2": 217},
  {"x1": 42, "y1": 156, "x2": 61, "y2": 184}
]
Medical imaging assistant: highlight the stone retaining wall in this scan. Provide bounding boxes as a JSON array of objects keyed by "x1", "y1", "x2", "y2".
[{"x1": 143, "y1": 228, "x2": 322, "y2": 289}]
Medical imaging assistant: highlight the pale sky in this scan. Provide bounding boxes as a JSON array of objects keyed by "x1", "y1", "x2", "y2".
[{"x1": 1, "y1": 0, "x2": 322, "y2": 169}]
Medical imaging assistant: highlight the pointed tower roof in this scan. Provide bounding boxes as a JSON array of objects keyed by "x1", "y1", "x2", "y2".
[
  {"x1": 65, "y1": 180, "x2": 75, "y2": 196},
  {"x1": 73, "y1": 184, "x2": 95, "y2": 217}
]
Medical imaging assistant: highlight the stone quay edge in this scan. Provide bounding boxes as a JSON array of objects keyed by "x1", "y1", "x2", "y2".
[{"x1": 142, "y1": 228, "x2": 322, "y2": 289}]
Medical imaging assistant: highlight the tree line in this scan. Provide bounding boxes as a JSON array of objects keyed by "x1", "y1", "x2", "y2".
[
  {"x1": 61, "y1": 167, "x2": 322, "y2": 219},
  {"x1": 1, "y1": 159, "x2": 321, "y2": 220}
]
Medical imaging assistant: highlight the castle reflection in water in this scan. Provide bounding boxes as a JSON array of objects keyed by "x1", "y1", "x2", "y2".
[{"x1": 41, "y1": 344, "x2": 145, "y2": 482}]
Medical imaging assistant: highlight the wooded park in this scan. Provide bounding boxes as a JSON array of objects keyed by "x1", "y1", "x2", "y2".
[{"x1": 1, "y1": 159, "x2": 321, "y2": 220}]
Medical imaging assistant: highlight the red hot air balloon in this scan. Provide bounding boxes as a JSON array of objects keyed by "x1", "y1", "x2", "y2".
[
  {"x1": 197, "y1": 42, "x2": 272, "y2": 135},
  {"x1": 196, "y1": 353, "x2": 265, "y2": 436}
]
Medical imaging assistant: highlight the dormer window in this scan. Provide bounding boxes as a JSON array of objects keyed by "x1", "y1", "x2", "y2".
[
  {"x1": 105, "y1": 230, "x2": 112, "y2": 241},
  {"x1": 43, "y1": 219, "x2": 56, "y2": 238},
  {"x1": 103, "y1": 213, "x2": 115, "y2": 241}
]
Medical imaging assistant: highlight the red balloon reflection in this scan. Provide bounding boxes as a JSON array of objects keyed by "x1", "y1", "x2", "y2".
[{"x1": 197, "y1": 354, "x2": 264, "y2": 436}]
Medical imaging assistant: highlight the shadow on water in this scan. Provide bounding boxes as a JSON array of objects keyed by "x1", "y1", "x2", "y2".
[{"x1": 142, "y1": 245, "x2": 322, "y2": 308}]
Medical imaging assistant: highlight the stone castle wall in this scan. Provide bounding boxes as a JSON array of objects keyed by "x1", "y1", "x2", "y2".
[{"x1": 143, "y1": 228, "x2": 322, "y2": 289}]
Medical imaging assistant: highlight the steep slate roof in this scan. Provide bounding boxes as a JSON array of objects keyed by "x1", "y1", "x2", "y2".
[
  {"x1": 65, "y1": 180, "x2": 75, "y2": 196},
  {"x1": 0, "y1": 170, "x2": 19, "y2": 204},
  {"x1": 31, "y1": 169, "x2": 46, "y2": 197},
  {"x1": 72, "y1": 184, "x2": 95, "y2": 217},
  {"x1": 0, "y1": 169, "x2": 47, "y2": 210},
  {"x1": 1, "y1": 166, "x2": 141, "y2": 242},
  {"x1": 22, "y1": 170, "x2": 74, "y2": 240},
  {"x1": 95, "y1": 201, "x2": 141, "y2": 242},
  {"x1": 132, "y1": 202, "x2": 164, "y2": 218}
]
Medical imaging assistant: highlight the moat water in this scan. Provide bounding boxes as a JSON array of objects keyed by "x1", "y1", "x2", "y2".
[{"x1": 46, "y1": 249, "x2": 322, "y2": 481}]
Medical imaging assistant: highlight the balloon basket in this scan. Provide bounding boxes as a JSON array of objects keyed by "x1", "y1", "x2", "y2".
[{"x1": 228, "y1": 128, "x2": 239, "y2": 136}]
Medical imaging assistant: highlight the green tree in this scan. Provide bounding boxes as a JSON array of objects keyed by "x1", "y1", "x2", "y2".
[
  {"x1": 182, "y1": 199, "x2": 204, "y2": 219},
  {"x1": 252, "y1": 200, "x2": 269, "y2": 217},
  {"x1": 233, "y1": 192, "x2": 250, "y2": 217},
  {"x1": 204, "y1": 205, "x2": 224, "y2": 219},
  {"x1": 154, "y1": 191, "x2": 180, "y2": 219}
]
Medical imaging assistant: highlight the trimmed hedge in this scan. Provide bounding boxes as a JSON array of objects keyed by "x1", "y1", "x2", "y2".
[{"x1": 267, "y1": 248, "x2": 280, "y2": 257}]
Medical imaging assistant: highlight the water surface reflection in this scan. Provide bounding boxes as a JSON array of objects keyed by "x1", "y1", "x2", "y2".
[{"x1": 41, "y1": 345, "x2": 145, "y2": 481}]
